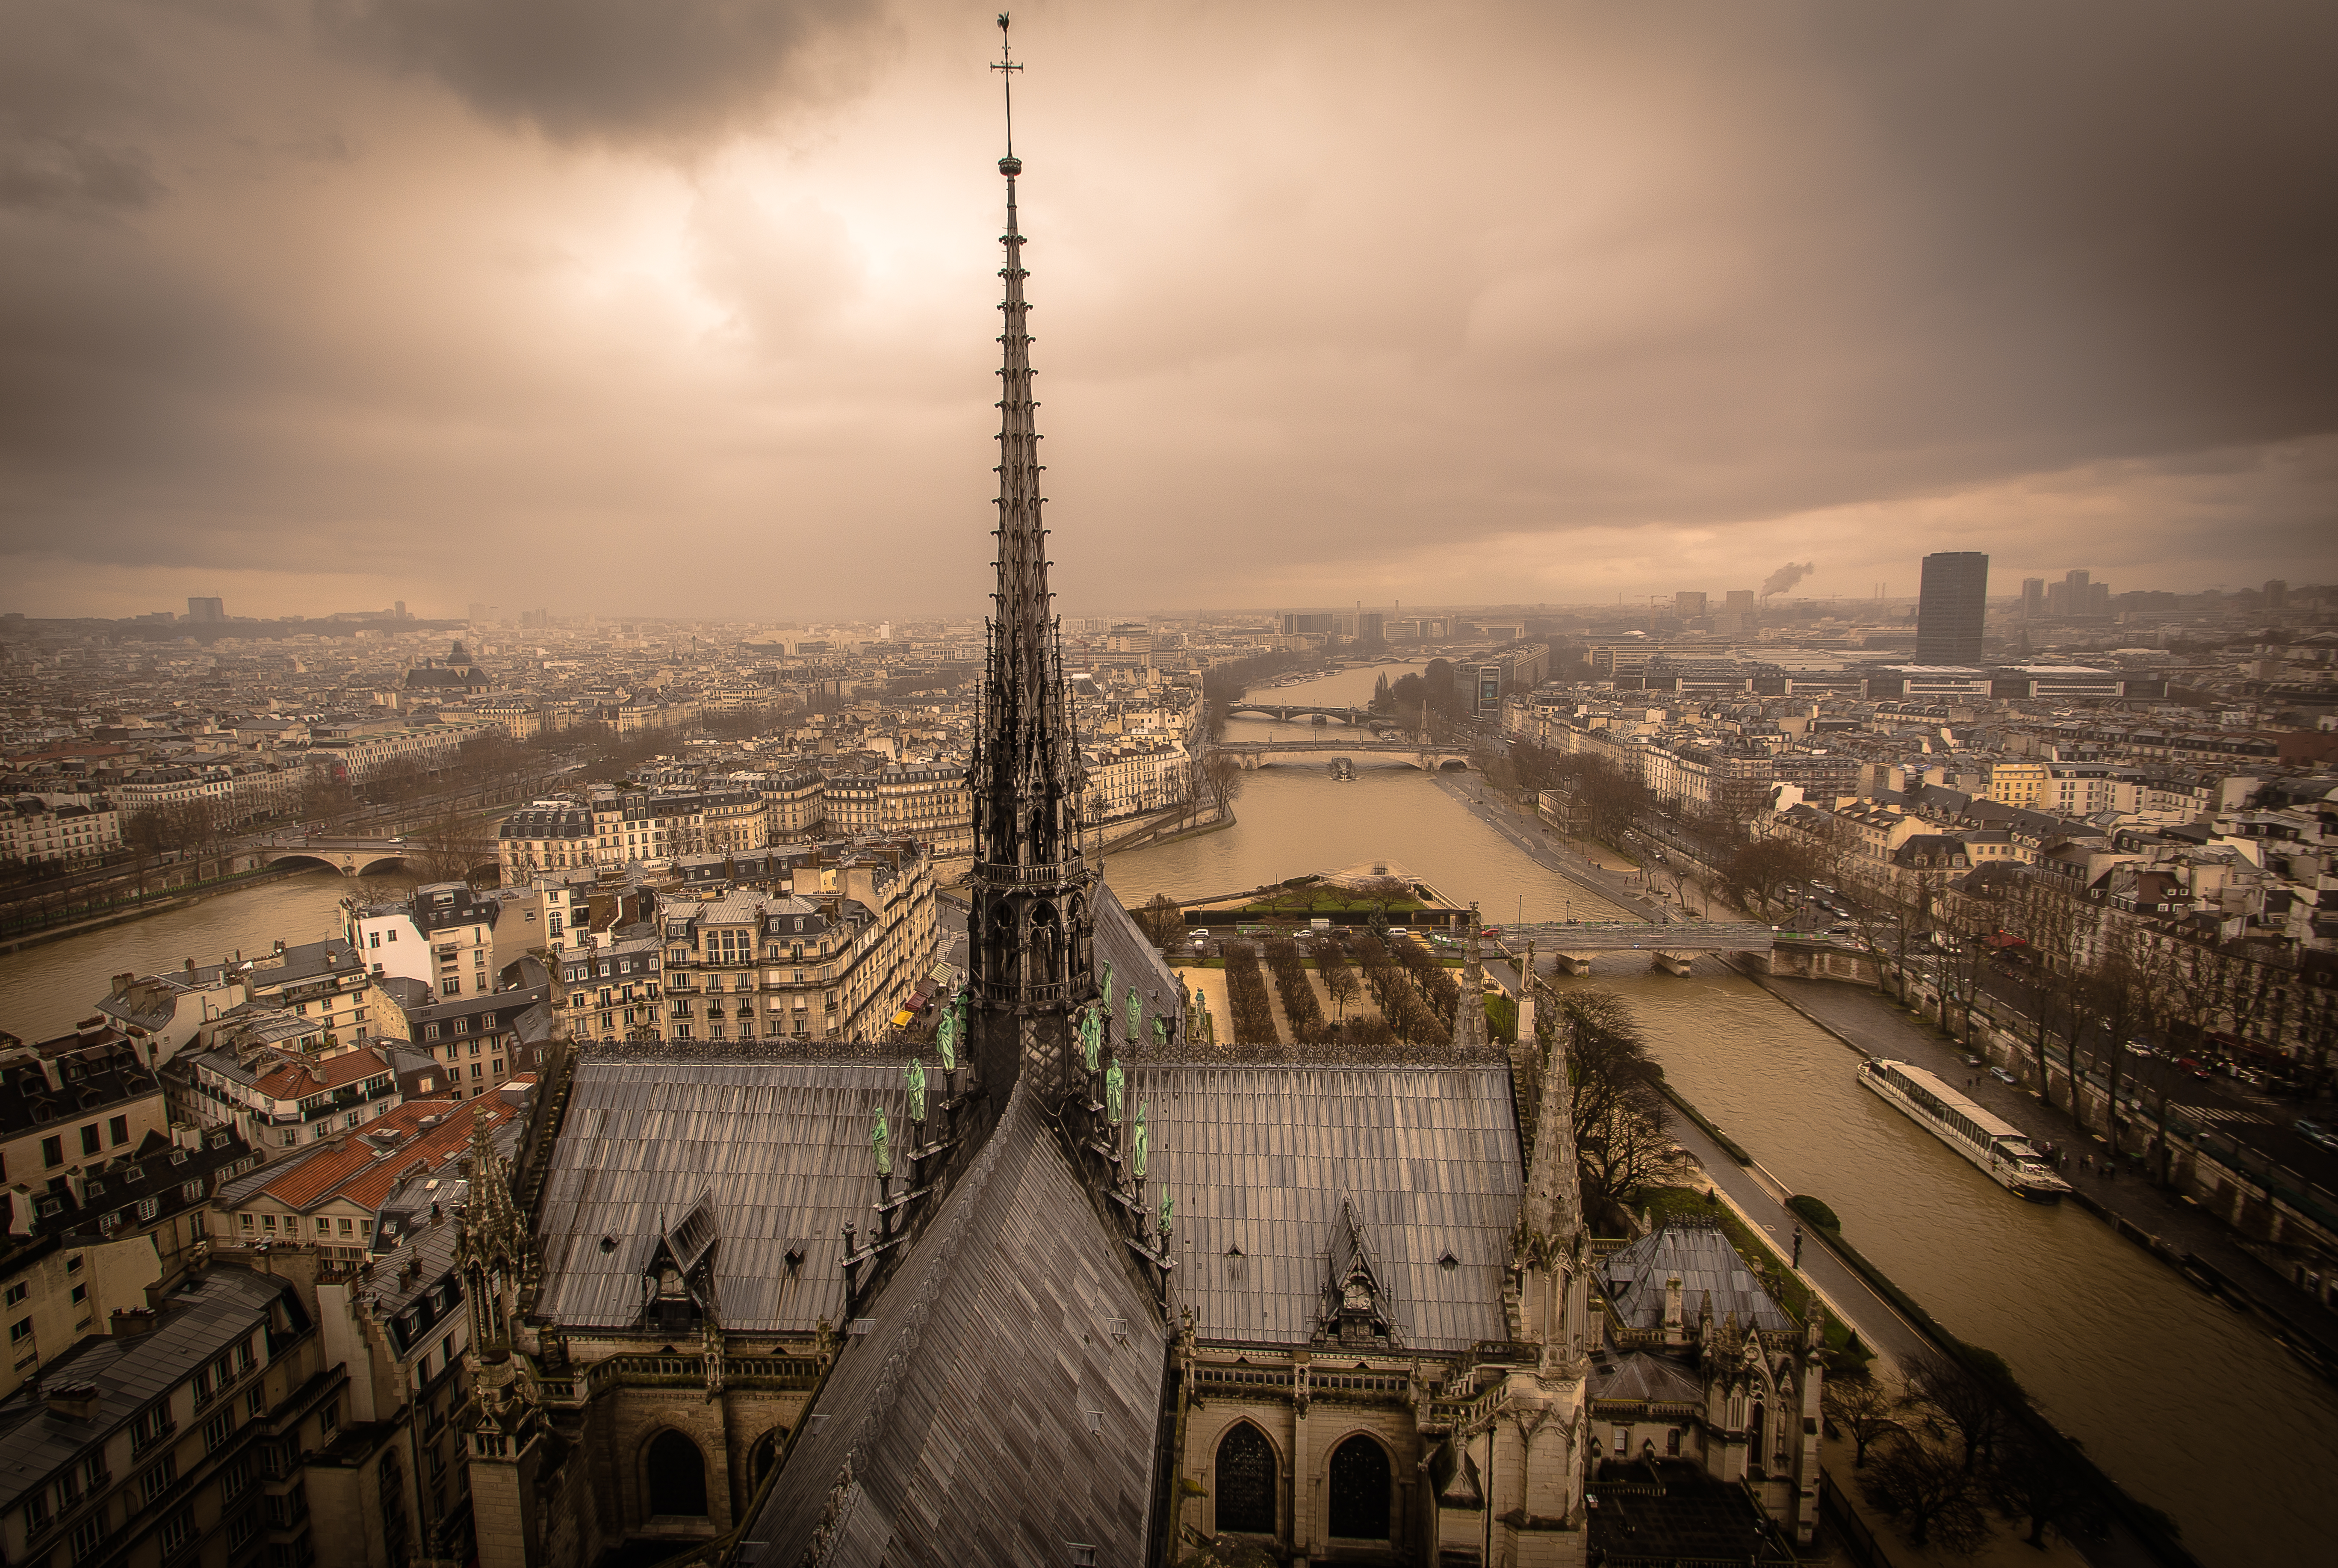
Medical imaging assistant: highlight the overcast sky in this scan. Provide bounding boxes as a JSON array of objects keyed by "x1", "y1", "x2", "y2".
[{"x1": 3, "y1": 0, "x2": 2333, "y2": 623}]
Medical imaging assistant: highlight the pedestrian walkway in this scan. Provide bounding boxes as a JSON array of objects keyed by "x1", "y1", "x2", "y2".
[{"x1": 1756, "y1": 970, "x2": 2338, "y2": 1372}]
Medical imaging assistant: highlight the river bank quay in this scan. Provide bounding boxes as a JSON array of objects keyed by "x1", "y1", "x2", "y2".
[{"x1": 1742, "y1": 965, "x2": 2338, "y2": 1383}]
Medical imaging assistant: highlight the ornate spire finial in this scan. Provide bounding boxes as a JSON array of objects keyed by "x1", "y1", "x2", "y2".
[{"x1": 993, "y1": 14, "x2": 1022, "y2": 166}]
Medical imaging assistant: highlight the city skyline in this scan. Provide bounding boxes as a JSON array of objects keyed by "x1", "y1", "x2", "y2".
[{"x1": 4, "y1": 2, "x2": 2334, "y2": 620}]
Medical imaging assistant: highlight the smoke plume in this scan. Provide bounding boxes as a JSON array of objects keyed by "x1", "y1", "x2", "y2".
[{"x1": 1759, "y1": 561, "x2": 1816, "y2": 597}]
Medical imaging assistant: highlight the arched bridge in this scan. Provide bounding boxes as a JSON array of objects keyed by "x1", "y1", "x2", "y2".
[
  {"x1": 1213, "y1": 739, "x2": 1471, "y2": 771},
  {"x1": 258, "y1": 836, "x2": 425, "y2": 878},
  {"x1": 1223, "y1": 703, "x2": 1380, "y2": 725}
]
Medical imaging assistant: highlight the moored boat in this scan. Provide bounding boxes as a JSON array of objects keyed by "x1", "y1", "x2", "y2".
[{"x1": 1858, "y1": 1058, "x2": 2071, "y2": 1201}]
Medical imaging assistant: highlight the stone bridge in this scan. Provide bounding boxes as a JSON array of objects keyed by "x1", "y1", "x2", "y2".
[
  {"x1": 256, "y1": 836, "x2": 478, "y2": 879},
  {"x1": 1222, "y1": 703, "x2": 1380, "y2": 725},
  {"x1": 1212, "y1": 739, "x2": 1471, "y2": 771}
]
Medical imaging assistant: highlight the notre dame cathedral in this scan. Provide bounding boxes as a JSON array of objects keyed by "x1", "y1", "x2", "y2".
[{"x1": 448, "y1": 24, "x2": 1824, "y2": 1568}]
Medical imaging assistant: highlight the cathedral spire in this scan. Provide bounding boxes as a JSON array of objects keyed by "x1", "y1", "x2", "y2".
[{"x1": 968, "y1": 14, "x2": 1095, "y2": 1103}]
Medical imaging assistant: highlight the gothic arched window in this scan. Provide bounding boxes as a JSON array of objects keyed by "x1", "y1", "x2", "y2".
[
  {"x1": 1328, "y1": 1435, "x2": 1391, "y2": 1540},
  {"x1": 1213, "y1": 1423, "x2": 1276, "y2": 1534},
  {"x1": 645, "y1": 1430, "x2": 708, "y2": 1518}
]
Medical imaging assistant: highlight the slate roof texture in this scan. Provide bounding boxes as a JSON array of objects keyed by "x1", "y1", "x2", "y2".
[
  {"x1": 747, "y1": 1084, "x2": 1167, "y2": 1567},
  {"x1": 1601, "y1": 1227, "x2": 1793, "y2": 1334},
  {"x1": 1128, "y1": 1063, "x2": 1520, "y2": 1351},
  {"x1": 533, "y1": 1057, "x2": 912, "y2": 1334}
]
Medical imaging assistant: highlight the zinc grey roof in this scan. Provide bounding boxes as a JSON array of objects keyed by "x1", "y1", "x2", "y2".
[
  {"x1": 1092, "y1": 883, "x2": 1185, "y2": 1047},
  {"x1": 1127, "y1": 1063, "x2": 1521, "y2": 1351},
  {"x1": 1601, "y1": 1225, "x2": 1793, "y2": 1335},
  {"x1": 533, "y1": 1054, "x2": 916, "y2": 1333},
  {"x1": 1592, "y1": 1351, "x2": 1705, "y2": 1407},
  {"x1": 748, "y1": 1084, "x2": 1167, "y2": 1566},
  {"x1": 0, "y1": 1266, "x2": 292, "y2": 1512}
]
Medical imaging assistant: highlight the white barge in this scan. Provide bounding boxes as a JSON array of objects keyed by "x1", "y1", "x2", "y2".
[{"x1": 1857, "y1": 1058, "x2": 2072, "y2": 1202}]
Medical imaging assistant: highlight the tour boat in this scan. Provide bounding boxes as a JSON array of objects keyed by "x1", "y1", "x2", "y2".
[{"x1": 1857, "y1": 1058, "x2": 2072, "y2": 1202}]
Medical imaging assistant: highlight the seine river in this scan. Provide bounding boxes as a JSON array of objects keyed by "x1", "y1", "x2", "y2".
[
  {"x1": 1106, "y1": 661, "x2": 2338, "y2": 1568},
  {"x1": 6, "y1": 661, "x2": 2333, "y2": 1560}
]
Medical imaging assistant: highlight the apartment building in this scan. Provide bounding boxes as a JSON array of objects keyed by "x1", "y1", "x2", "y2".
[
  {"x1": 346, "y1": 883, "x2": 501, "y2": 1001},
  {"x1": 172, "y1": 1045, "x2": 407, "y2": 1156},
  {"x1": 210, "y1": 1096, "x2": 520, "y2": 1268},
  {"x1": 312, "y1": 718, "x2": 495, "y2": 785},
  {"x1": 1083, "y1": 739, "x2": 1190, "y2": 823},
  {"x1": 0, "y1": 1263, "x2": 344, "y2": 1568},
  {"x1": 756, "y1": 769, "x2": 827, "y2": 839},
  {"x1": 310, "y1": 1209, "x2": 482, "y2": 1565},
  {"x1": 371, "y1": 983, "x2": 552, "y2": 1104},
  {"x1": 653, "y1": 846, "x2": 938, "y2": 1045},
  {"x1": 2, "y1": 796, "x2": 122, "y2": 865},
  {"x1": 821, "y1": 766, "x2": 972, "y2": 858}
]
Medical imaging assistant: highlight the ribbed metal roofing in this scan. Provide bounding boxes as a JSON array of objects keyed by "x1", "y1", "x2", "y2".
[
  {"x1": 1128, "y1": 1063, "x2": 1522, "y2": 1351},
  {"x1": 533, "y1": 1057, "x2": 914, "y2": 1333}
]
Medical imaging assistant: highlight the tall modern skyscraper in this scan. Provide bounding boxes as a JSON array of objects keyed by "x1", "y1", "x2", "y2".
[
  {"x1": 1914, "y1": 551, "x2": 1988, "y2": 664},
  {"x1": 965, "y1": 50, "x2": 1098, "y2": 1103},
  {"x1": 186, "y1": 596, "x2": 224, "y2": 622}
]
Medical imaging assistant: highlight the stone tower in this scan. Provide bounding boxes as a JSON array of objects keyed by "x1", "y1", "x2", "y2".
[{"x1": 966, "y1": 17, "x2": 1097, "y2": 1104}]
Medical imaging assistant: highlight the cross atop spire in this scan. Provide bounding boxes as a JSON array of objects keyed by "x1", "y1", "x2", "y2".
[{"x1": 993, "y1": 13, "x2": 1022, "y2": 163}]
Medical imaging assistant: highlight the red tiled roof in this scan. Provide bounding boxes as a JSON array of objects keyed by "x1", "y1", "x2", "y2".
[
  {"x1": 251, "y1": 1046, "x2": 393, "y2": 1101},
  {"x1": 253, "y1": 1095, "x2": 514, "y2": 1214}
]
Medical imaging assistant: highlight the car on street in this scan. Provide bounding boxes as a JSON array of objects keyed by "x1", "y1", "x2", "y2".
[
  {"x1": 1990, "y1": 1066, "x2": 2018, "y2": 1084},
  {"x1": 1962, "y1": 1054, "x2": 1983, "y2": 1068},
  {"x1": 2297, "y1": 1119, "x2": 2338, "y2": 1152}
]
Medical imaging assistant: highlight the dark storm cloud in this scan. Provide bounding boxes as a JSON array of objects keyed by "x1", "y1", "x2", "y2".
[
  {"x1": 318, "y1": 0, "x2": 894, "y2": 146},
  {"x1": 0, "y1": 0, "x2": 2331, "y2": 619}
]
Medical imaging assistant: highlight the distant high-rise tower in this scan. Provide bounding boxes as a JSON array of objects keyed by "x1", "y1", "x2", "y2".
[
  {"x1": 2264, "y1": 579, "x2": 2288, "y2": 609},
  {"x1": 186, "y1": 596, "x2": 224, "y2": 623},
  {"x1": 966, "y1": 61, "x2": 1096, "y2": 1103},
  {"x1": 1914, "y1": 552, "x2": 1988, "y2": 664},
  {"x1": 1673, "y1": 591, "x2": 1708, "y2": 620},
  {"x1": 2020, "y1": 577, "x2": 2046, "y2": 620}
]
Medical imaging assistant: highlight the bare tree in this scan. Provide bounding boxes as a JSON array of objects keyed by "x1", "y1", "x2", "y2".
[
  {"x1": 1822, "y1": 1368, "x2": 1905, "y2": 1468},
  {"x1": 1901, "y1": 1348, "x2": 2009, "y2": 1474},
  {"x1": 1863, "y1": 1427, "x2": 1989, "y2": 1550},
  {"x1": 1988, "y1": 1420, "x2": 2094, "y2": 1548},
  {"x1": 1545, "y1": 988, "x2": 1672, "y2": 1223},
  {"x1": 1202, "y1": 750, "x2": 1246, "y2": 818},
  {"x1": 1134, "y1": 892, "x2": 1186, "y2": 950}
]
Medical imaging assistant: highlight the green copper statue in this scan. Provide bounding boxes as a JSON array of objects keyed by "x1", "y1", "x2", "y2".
[
  {"x1": 871, "y1": 1113, "x2": 891, "y2": 1177},
  {"x1": 937, "y1": 991, "x2": 963, "y2": 1071},
  {"x1": 1125, "y1": 985, "x2": 1142, "y2": 1041},
  {"x1": 1104, "y1": 1059, "x2": 1124, "y2": 1124},
  {"x1": 1101, "y1": 961, "x2": 1115, "y2": 1020},
  {"x1": 1159, "y1": 1190, "x2": 1174, "y2": 1239},
  {"x1": 1133, "y1": 1100, "x2": 1149, "y2": 1179},
  {"x1": 905, "y1": 1057, "x2": 927, "y2": 1123},
  {"x1": 1080, "y1": 1001, "x2": 1104, "y2": 1074},
  {"x1": 1151, "y1": 1013, "x2": 1169, "y2": 1050}
]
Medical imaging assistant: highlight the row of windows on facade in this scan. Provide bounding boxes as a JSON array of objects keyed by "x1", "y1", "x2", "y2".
[
  {"x1": 15, "y1": 1341, "x2": 276, "y2": 1544},
  {"x1": 8, "y1": 1113, "x2": 139, "y2": 1177}
]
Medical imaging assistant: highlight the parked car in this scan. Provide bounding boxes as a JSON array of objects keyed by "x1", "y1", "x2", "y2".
[
  {"x1": 1962, "y1": 1054, "x2": 1984, "y2": 1068},
  {"x1": 1990, "y1": 1066, "x2": 2018, "y2": 1085}
]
